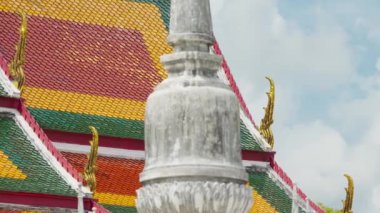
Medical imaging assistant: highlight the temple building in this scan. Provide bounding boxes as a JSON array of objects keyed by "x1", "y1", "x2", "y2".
[{"x1": 0, "y1": 0, "x2": 326, "y2": 212}]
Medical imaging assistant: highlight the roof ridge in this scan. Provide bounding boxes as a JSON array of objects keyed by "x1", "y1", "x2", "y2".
[
  {"x1": 213, "y1": 41, "x2": 258, "y2": 128},
  {"x1": 0, "y1": 52, "x2": 9, "y2": 77},
  {"x1": 18, "y1": 100, "x2": 83, "y2": 182},
  {"x1": 273, "y1": 161, "x2": 324, "y2": 213},
  {"x1": 0, "y1": 53, "x2": 20, "y2": 97}
]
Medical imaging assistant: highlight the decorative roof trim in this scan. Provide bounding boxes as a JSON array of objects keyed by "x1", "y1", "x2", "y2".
[
  {"x1": 212, "y1": 43, "x2": 272, "y2": 151},
  {"x1": 43, "y1": 128, "x2": 274, "y2": 164},
  {"x1": 0, "y1": 96, "x2": 21, "y2": 109},
  {"x1": 267, "y1": 168, "x2": 293, "y2": 197},
  {"x1": 292, "y1": 184, "x2": 314, "y2": 213},
  {"x1": 267, "y1": 169, "x2": 317, "y2": 213},
  {"x1": 0, "y1": 55, "x2": 20, "y2": 97},
  {"x1": 243, "y1": 161, "x2": 270, "y2": 172},
  {"x1": 259, "y1": 77, "x2": 275, "y2": 149},
  {"x1": 53, "y1": 140, "x2": 275, "y2": 166},
  {"x1": 270, "y1": 162, "x2": 324, "y2": 213},
  {"x1": 273, "y1": 161, "x2": 295, "y2": 190},
  {"x1": 241, "y1": 149, "x2": 275, "y2": 165},
  {"x1": 213, "y1": 41, "x2": 256, "y2": 127},
  {"x1": 55, "y1": 142, "x2": 276, "y2": 174},
  {"x1": 0, "y1": 106, "x2": 83, "y2": 193},
  {"x1": 45, "y1": 129, "x2": 144, "y2": 151},
  {"x1": 0, "y1": 190, "x2": 99, "y2": 212},
  {"x1": 240, "y1": 108, "x2": 272, "y2": 150},
  {"x1": 53, "y1": 142, "x2": 145, "y2": 160}
]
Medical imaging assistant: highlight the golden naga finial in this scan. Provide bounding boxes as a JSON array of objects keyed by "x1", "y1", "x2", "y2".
[
  {"x1": 83, "y1": 126, "x2": 99, "y2": 193},
  {"x1": 8, "y1": 12, "x2": 28, "y2": 93},
  {"x1": 259, "y1": 77, "x2": 275, "y2": 149},
  {"x1": 341, "y1": 174, "x2": 354, "y2": 213}
]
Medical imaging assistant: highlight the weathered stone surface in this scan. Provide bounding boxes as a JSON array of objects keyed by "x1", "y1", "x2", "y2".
[
  {"x1": 168, "y1": 0, "x2": 214, "y2": 50},
  {"x1": 136, "y1": 0, "x2": 253, "y2": 212},
  {"x1": 137, "y1": 181, "x2": 253, "y2": 213},
  {"x1": 140, "y1": 74, "x2": 246, "y2": 180}
]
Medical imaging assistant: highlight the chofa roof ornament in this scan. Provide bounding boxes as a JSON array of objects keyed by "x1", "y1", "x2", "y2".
[
  {"x1": 83, "y1": 126, "x2": 99, "y2": 193},
  {"x1": 8, "y1": 12, "x2": 27, "y2": 93},
  {"x1": 342, "y1": 174, "x2": 354, "y2": 213},
  {"x1": 260, "y1": 77, "x2": 275, "y2": 149}
]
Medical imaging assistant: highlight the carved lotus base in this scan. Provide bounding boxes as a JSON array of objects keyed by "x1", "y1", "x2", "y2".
[{"x1": 136, "y1": 181, "x2": 253, "y2": 213}]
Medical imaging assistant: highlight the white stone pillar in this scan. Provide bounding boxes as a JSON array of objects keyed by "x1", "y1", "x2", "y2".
[
  {"x1": 292, "y1": 183, "x2": 299, "y2": 213},
  {"x1": 77, "y1": 183, "x2": 85, "y2": 213},
  {"x1": 306, "y1": 198, "x2": 312, "y2": 213},
  {"x1": 136, "y1": 0, "x2": 253, "y2": 212}
]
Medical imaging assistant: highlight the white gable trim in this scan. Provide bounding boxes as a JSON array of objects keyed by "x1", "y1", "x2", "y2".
[
  {"x1": 239, "y1": 108, "x2": 272, "y2": 150},
  {"x1": 267, "y1": 168, "x2": 316, "y2": 213},
  {"x1": 53, "y1": 142, "x2": 145, "y2": 160},
  {"x1": 0, "y1": 107, "x2": 87, "y2": 194},
  {"x1": 0, "y1": 67, "x2": 20, "y2": 98}
]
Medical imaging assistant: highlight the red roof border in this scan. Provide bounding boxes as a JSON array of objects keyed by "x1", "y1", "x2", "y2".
[
  {"x1": 213, "y1": 42, "x2": 258, "y2": 128},
  {"x1": 0, "y1": 190, "x2": 109, "y2": 213}
]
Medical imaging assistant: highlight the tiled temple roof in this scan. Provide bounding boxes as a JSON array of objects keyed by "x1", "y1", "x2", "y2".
[
  {"x1": 0, "y1": 0, "x2": 264, "y2": 151},
  {"x1": 0, "y1": 0, "x2": 324, "y2": 212},
  {"x1": 62, "y1": 152, "x2": 142, "y2": 212},
  {"x1": 0, "y1": 114, "x2": 76, "y2": 196},
  {"x1": 0, "y1": 56, "x2": 108, "y2": 212}
]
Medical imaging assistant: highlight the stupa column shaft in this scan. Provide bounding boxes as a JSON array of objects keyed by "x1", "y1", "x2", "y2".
[
  {"x1": 168, "y1": 0, "x2": 214, "y2": 51},
  {"x1": 137, "y1": 0, "x2": 253, "y2": 212}
]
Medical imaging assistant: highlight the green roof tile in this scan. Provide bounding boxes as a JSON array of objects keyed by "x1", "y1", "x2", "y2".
[
  {"x1": 0, "y1": 114, "x2": 76, "y2": 196},
  {"x1": 102, "y1": 205, "x2": 137, "y2": 213},
  {"x1": 30, "y1": 108, "x2": 263, "y2": 151},
  {"x1": 240, "y1": 121, "x2": 263, "y2": 151},
  {"x1": 249, "y1": 171, "x2": 292, "y2": 213}
]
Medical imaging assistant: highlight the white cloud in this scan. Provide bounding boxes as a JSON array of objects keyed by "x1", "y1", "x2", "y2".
[
  {"x1": 212, "y1": 0, "x2": 354, "y2": 92},
  {"x1": 276, "y1": 75, "x2": 380, "y2": 212},
  {"x1": 276, "y1": 121, "x2": 347, "y2": 206},
  {"x1": 329, "y1": 72, "x2": 380, "y2": 134},
  {"x1": 376, "y1": 58, "x2": 380, "y2": 72},
  {"x1": 211, "y1": 0, "x2": 380, "y2": 212},
  {"x1": 211, "y1": 0, "x2": 355, "y2": 127},
  {"x1": 326, "y1": 1, "x2": 380, "y2": 45},
  {"x1": 360, "y1": 17, "x2": 380, "y2": 44},
  {"x1": 276, "y1": 115, "x2": 380, "y2": 212},
  {"x1": 372, "y1": 186, "x2": 380, "y2": 212},
  {"x1": 331, "y1": 73, "x2": 380, "y2": 212}
]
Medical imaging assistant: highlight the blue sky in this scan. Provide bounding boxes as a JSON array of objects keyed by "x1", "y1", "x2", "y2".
[{"x1": 210, "y1": 0, "x2": 380, "y2": 212}]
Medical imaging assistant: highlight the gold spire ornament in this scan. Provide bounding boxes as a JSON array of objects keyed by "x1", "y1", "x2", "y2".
[
  {"x1": 83, "y1": 126, "x2": 99, "y2": 192},
  {"x1": 8, "y1": 12, "x2": 28, "y2": 93},
  {"x1": 341, "y1": 174, "x2": 354, "y2": 213},
  {"x1": 259, "y1": 77, "x2": 275, "y2": 149}
]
